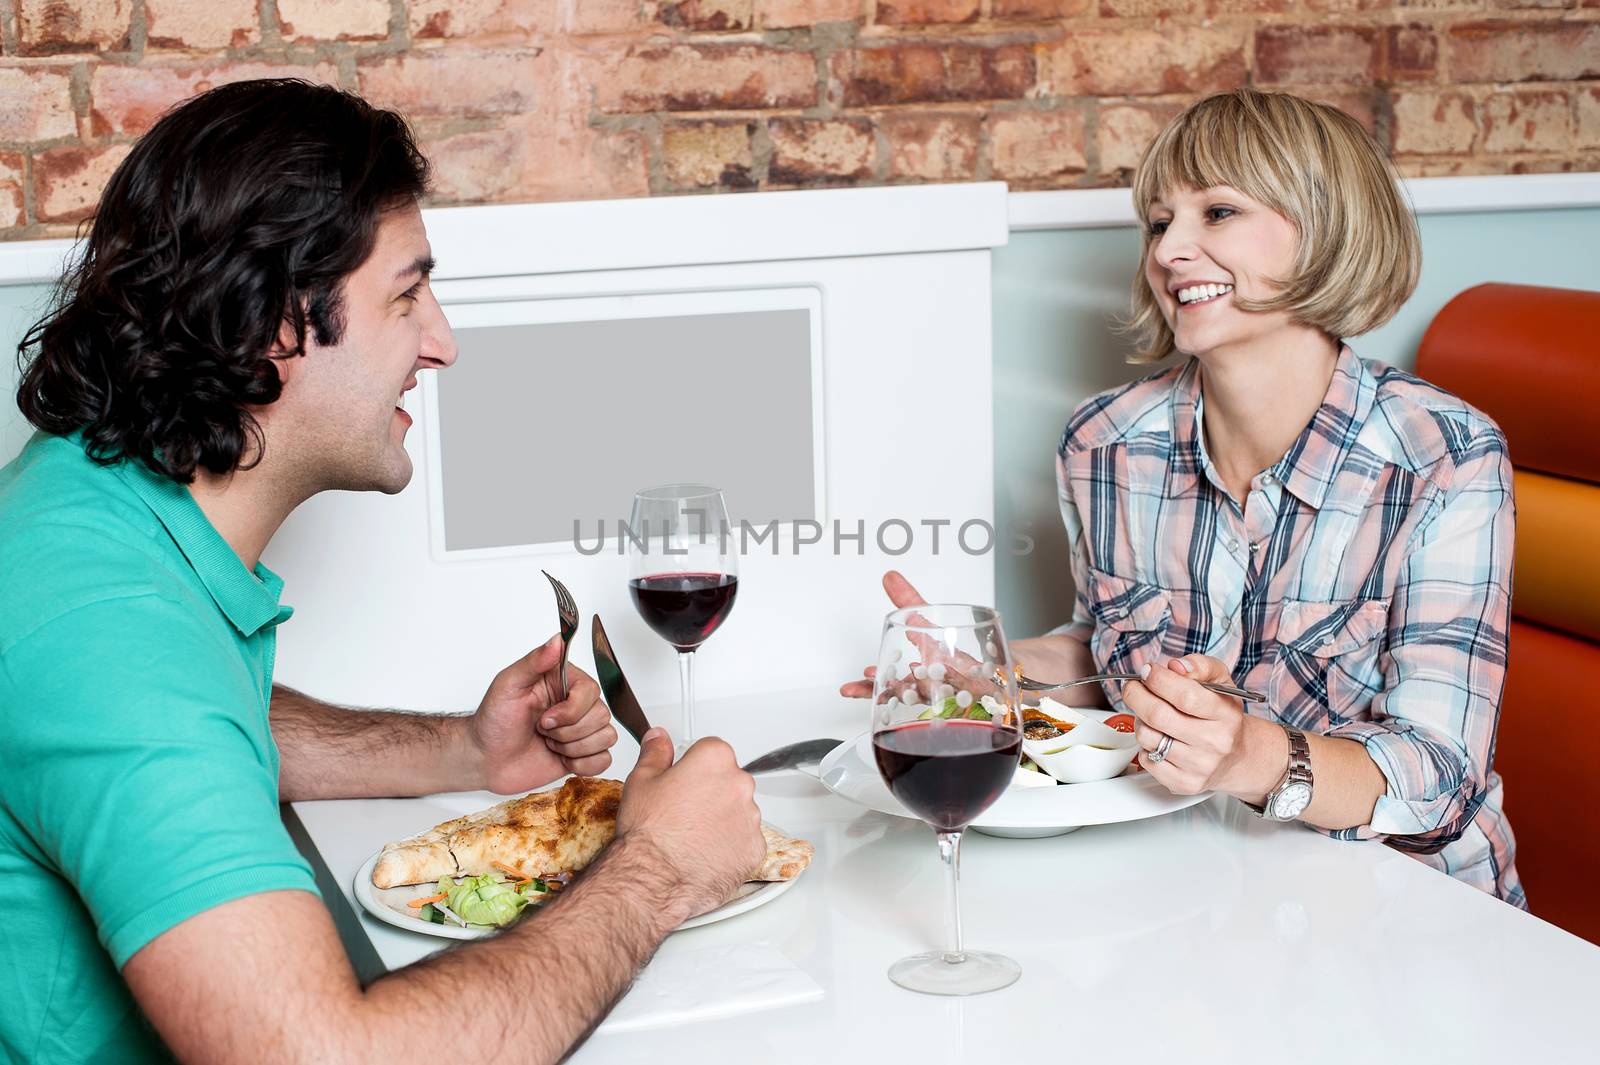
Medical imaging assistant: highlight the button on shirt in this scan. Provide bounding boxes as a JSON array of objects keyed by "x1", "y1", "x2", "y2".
[
  {"x1": 1053, "y1": 348, "x2": 1523, "y2": 906},
  {"x1": 0, "y1": 432, "x2": 318, "y2": 1062}
]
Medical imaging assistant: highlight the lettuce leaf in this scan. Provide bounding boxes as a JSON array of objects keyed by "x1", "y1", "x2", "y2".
[{"x1": 443, "y1": 873, "x2": 530, "y2": 928}]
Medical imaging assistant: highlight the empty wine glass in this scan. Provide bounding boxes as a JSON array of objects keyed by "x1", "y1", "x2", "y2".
[
  {"x1": 626, "y1": 485, "x2": 738, "y2": 753},
  {"x1": 870, "y1": 603, "x2": 1022, "y2": 996}
]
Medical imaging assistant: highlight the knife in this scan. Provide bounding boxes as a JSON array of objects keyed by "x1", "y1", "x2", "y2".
[
  {"x1": 592, "y1": 614, "x2": 653, "y2": 747},
  {"x1": 739, "y1": 738, "x2": 845, "y2": 775}
]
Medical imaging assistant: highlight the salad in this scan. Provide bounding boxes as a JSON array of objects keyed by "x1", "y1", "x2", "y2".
[{"x1": 405, "y1": 864, "x2": 573, "y2": 929}]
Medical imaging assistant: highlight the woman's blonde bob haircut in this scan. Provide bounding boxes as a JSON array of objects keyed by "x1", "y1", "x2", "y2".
[{"x1": 1126, "y1": 89, "x2": 1421, "y2": 364}]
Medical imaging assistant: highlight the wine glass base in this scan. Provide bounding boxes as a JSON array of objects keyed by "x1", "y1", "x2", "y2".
[{"x1": 887, "y1": 950, "x2": 1021, "y2": 996}]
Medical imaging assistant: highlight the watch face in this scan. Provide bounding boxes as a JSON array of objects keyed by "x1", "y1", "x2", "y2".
[{"x1": 1272, "y1": 782, "x2": 1312, "y2": 820}]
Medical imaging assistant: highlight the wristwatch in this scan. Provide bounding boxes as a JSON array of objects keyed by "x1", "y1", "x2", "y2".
[{"x1": 1253, "y1": 726, "x2": 1313, "y2": 821}]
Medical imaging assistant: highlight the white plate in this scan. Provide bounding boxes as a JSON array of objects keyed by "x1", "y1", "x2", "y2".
[
  {"x1": 819, "y1": 721, "x2": 1209, "y2": 837},
  {"x1": 353, "y1": 829, "x2": 802, "y2": 941}
]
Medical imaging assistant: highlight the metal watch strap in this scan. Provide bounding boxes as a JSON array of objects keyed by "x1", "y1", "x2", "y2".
[{"x1": 1250, "y1": 726, "x2": 1312, "y2": 820}]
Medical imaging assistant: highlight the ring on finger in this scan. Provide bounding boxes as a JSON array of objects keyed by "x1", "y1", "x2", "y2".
[{"x1": 1148, "y1": 732, "x2": 1174, "y2": 764}]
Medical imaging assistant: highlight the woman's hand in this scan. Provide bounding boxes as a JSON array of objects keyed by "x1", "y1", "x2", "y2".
[
  {"x1": 839, "y1": 571, "x2": 934, "y2": 699},
  {"x1": 1124, "y1": 654, "x2": 1279, "y2": 798}
]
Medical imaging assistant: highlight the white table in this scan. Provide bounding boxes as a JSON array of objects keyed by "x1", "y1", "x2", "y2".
[{"x1": 290, "y1": 687, "x2": 1600, "y2": 1064}]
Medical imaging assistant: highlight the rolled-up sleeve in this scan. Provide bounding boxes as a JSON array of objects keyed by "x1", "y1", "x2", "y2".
[{"x1": 1324, "y1": 430, "x2": 1514, "y2": 849}]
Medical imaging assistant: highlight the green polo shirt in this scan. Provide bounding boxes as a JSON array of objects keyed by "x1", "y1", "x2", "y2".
[{"x1": 0, "y1": 432, "x2": 319, "y2": 1062}]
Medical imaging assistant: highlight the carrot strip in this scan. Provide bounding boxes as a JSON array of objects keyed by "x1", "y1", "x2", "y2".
[
  {"x1": 407, "y1": 893, "x2": 447, "y2": 909},
  {"x1": 492, "y1": 861, "x2": 524, "y2": 878}
]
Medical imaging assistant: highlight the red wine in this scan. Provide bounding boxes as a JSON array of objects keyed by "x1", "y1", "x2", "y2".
[
  {"x1": 873, "y1": 720, "x2": 1021, "y2": 831},
  {"x1": 628, "y1": 572, "x2": 739, "y2": 652}
]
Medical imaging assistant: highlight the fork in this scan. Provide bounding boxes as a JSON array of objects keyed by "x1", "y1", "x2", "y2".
[
  {"x1": 542, "y1": 570, "x2": 579, "y2": 700},
  {"x1": 1014, "y1": 671, "x2": 1265, "y2": 703}
]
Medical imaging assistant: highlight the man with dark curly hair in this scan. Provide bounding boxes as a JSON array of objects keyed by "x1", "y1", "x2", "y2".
[{"x1": 0, "y1": 80, "x2": 764, "y2": 1065}]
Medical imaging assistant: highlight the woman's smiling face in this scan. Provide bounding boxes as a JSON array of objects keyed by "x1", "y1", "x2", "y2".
[{"x1": 1142, "y1": 185, "x2": 1303, "y2": 360}]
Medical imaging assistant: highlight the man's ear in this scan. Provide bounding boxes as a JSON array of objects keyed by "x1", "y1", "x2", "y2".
[{"x1": 267, "y1": 318, "x2": 303, "y2": 389}]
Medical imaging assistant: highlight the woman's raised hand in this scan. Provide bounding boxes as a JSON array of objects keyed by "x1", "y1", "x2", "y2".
[{"x1": 840, "y1": 571, "x2": 931, "y2": 699}]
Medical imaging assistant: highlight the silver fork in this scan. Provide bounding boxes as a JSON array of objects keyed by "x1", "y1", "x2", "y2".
[
  {"x1": 542, "y1": 570, "x2": 579, "y2": 700},
  {"x1": 1015, "y1": 671, "x2": 1265, "y2": 703}
]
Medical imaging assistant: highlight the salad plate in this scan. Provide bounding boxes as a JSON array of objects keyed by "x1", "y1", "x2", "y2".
[
  {"x1": 818, "y1": 707, "x2": 1209, "y2": 837},
  {"x1": 354, "y1": 825, "x2": 803, "y2": 941}
]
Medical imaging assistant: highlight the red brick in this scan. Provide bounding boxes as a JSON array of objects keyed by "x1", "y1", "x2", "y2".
[
  {"x1": 883, "y1": 112, "x2": 980, "y2": 180},
  {"x1": 565, "y1": 0, "x2": 652, "y2": 33},
  {"x1": 1509, "y1": 155, "x2": 1600, "y2": 174},
  {"x1": 661, "y1": 120, "x2": 757, "y2": 189},
  {"x1": 1303, "y1": 0, "x2": 1392, "y2": 10},
  {"x1": 1100, "y1": 0, "x2": 1202, "y2": 16},
  {"x1": 0, "y1": 153, "x2": 25, "y2": 230},
  {"x1": 655, "y1": 0, "x2": 754, "y2": 30},
  {"x1": 425, "y1": 114, "x2": 649, "y2": 203},
  {"x1": 875, "y1": 0, "x2": 981, "y2": 23},
  {"x1": 1494, "y1": 0, "x2": 1575, "y2": 8},
  {"x1": 595, "y1": 44, "x2": 816, "y2": 112},
  {"x1": 1208, "y1": 0, "x2": 1289, "y2": 11},
  {"x1": 18, "y1": 0, "x2": 132, "y2": 55},
  {"x1": 1097, "y1": 102, "x2": 1183, "y2": 174},
  {"x1": 276, "y1": 0, "x2": 390, "y2": 42},
  {"x1": 768, "y1": 117, "x2": 875, "y2": 184},
  {"x1": 33, "y1": 143, "x2": 133, "y2": 223},
  {"x1": 1255, "y1": 25, "x2": 1380, "y2": 86},
  {"x1": 145, "y1": 0, "x2": 259, "y2": 50},
  {"x1": 1397, "y1": 159, "x2": 1471, "y2": 177},
  {"x1": 992, "y1": 0, "x2": 1092, "y2": 15},
  {"x1": 834, "y1": 43, "x2": 1033, "y2": 106},
  {"x1": 1481, "y1": 90, "x2": 1574, "y2": 153},
  {"x1": 991, "y1": 109, "x2": 1087, "y2": 181},
  {"x1": 758, "y1": 0, "x2": 863, "y2": 26},
  {"x1": 1447, "y1": 20, "x2": 1600, "y2": 82},
  {"x1": 90, "y1": 62, "x2": 341, "y2": 137},
  {"x1": 1386, "y1": 24, "x2": 1438, "y2": 83},
  {"x1": 1578, "y1": 86, "x2": 1600, "y2": 150},
  {"x1": 1390, "y1": 90, "x2": 1477, "y2": 155},
  {"x1": 1043, "y1": 28, "x2": 1245, "y2": 96},
  {"x1": 358, "y1": 49, "x2": 548, "y2": 118},
  {"x1": 1300, "y1": 89, "x2": 1378, "y2": 136},
  {"x1": 0, "y1": 65, "x2": 77, "y2": 141},
  {"x1": 409, "y1": 0, "x2": 559, "y2": 40}
]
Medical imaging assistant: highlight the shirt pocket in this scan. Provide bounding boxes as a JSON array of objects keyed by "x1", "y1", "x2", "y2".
[
  {"x1": 1085, "y1": 567, "x2": 1173, "y2": 681},
  {"x1": 1270, "y1": 597, "x2": 1391, "y2": 728}
]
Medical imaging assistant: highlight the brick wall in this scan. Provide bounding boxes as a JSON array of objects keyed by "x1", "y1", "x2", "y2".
[{"x1": 1, "y1": 1, "x2": 1596, "y2": 239}]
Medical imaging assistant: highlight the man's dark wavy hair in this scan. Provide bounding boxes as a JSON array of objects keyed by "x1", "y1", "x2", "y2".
[{"x1": 15, "y1": 78, "x2": 431, "y2": 483}]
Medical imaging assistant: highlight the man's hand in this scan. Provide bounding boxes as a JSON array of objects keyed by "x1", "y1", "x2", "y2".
[
  {"x1": 616, "y1": 728, "x2": 765, "y2": 924},
  {"x1": 469, "y1": 635, "x2": 617, "y2": 794}
]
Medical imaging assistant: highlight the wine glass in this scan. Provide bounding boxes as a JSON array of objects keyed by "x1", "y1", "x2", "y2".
[
  {"x1": 870, "y1": 603, "x2": 1022, "y2": 996},
  {"x1": 626, "y1": 484, "x2": 739, "y2": 753}
]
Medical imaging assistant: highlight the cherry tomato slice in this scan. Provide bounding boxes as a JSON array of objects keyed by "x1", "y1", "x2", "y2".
[{"x1": 1104, "y1": 713, "x2": 1136, "y2": 734}]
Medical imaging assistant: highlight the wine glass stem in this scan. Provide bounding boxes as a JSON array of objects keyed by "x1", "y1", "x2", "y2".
[
  {"x1": 677, "y1": 650, "x2": 695, "y2": 748},
  {"x1": 937, "y1": 829, "x2": 965, "y2": 965}
]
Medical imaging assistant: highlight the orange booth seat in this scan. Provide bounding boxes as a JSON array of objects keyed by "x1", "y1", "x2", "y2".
[{"x1": 1415, "y1": 283, "x2": 1600, "y2": 945}]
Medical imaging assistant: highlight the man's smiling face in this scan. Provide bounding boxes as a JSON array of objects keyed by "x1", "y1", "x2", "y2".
[{"x1": 283, "y1": 202, "x2": 457, "y2": 495}]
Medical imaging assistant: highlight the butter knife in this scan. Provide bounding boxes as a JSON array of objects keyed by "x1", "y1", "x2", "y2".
[
  {"x1": 592, "y1": 614, "x2": 652, "y2": 746},
  {"x1": 739, "y1": 738, "x2": 844, "y2": 775}
]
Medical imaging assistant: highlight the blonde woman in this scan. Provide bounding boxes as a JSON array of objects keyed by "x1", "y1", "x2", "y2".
[{"x1": 846, "y1": 89, "x2": 1522, "y2": 905}]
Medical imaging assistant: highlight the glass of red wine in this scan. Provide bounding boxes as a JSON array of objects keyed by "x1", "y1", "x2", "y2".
[
  {"x1": 626, "y1": 484, "x2": 738, "y2": 753},
  {"x1": 871, "y1": 603, "x2": 1022, "y2": 996}
]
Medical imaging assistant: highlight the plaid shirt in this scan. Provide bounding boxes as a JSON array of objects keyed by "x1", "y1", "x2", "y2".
[{"x1": 1055, "y1": 346, "x2": 1523, "y2": 906}]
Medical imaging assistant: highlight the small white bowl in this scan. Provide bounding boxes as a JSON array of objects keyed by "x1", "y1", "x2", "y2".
[{"x1": 1020, "y1": 706, "x2": 1139, "y2": 785}]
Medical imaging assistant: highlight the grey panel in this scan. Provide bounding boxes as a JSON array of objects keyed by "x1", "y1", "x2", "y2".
[{"x1": 434, "y1": 308, "x2": 816, "y2": 551}]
